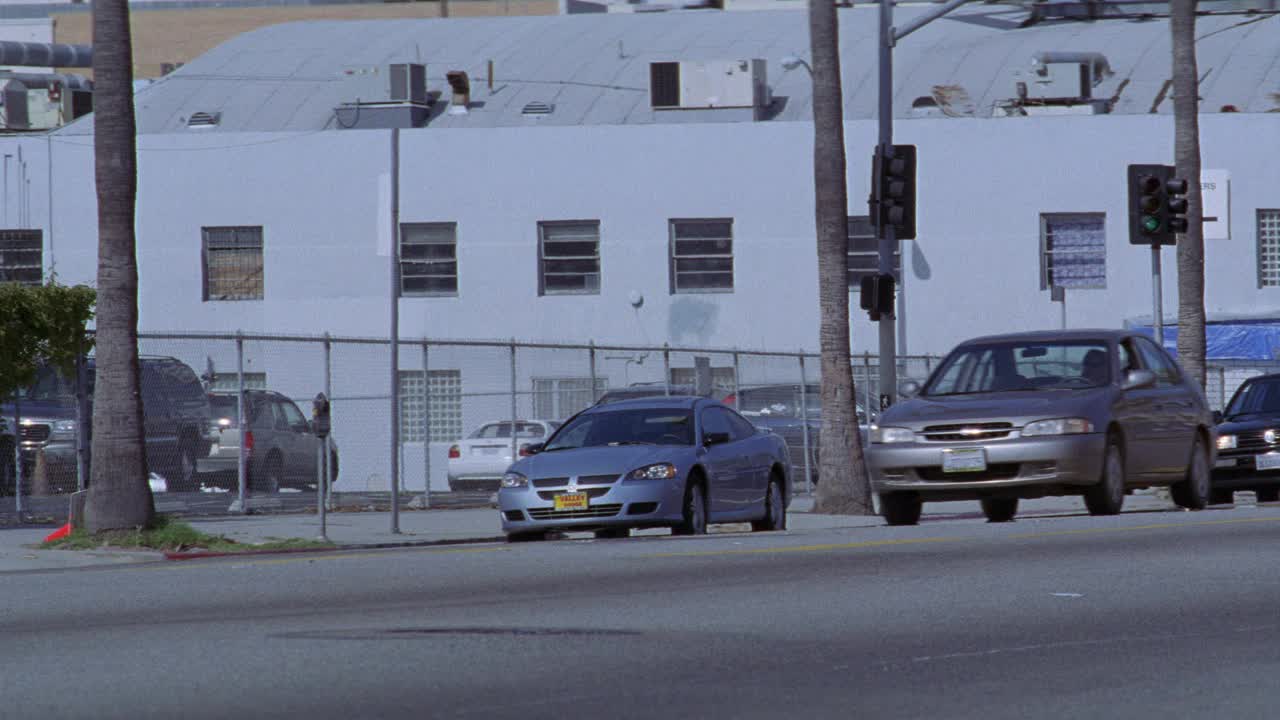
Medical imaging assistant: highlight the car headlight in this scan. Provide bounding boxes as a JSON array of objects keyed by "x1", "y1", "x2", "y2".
[
  {"x1": 628, "y1": 463, "x2": 677, "y2": 481},
  {"x1": 871, "y1": 426, "x2": 915, "y2": 444},
  {"x1": 50, "y1": 420, "x2": 77, "y2": 441},
  {"x1": 1022, "y1": 418, "x2": 1094, "y2": 437},
  {"x1": 1217, "y1": 434, "x2": 1237, "y2": 451},
  {"x1": 500, "y1": 471, "x2": 528, "y2": 489}
]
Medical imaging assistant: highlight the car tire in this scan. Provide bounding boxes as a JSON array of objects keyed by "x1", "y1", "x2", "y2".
[
  {"x1": 980, "y1": 497, "x2": 1018, "y2": 523},
  {"x1": 1255, "y1": 487, "x2": 1279, "y2": 503},
  {"x1": 752, "y1": 472, "x2": 787, "y2": 532},
  {"x1": 507, "y1": 531, "x2": 546, "y2": 543},
  {"x1": 329, "y1": 451, "x2": 340, "y2": 489},
  {"x1": 673, "y1": 479, "x2": 707, "y2": 535},
  {"x1": 594, "y1": 528, "x2": 630, "y2": 539},
  {"x1": 880, "y1": 492, "x2": 922, "y2": 526},
  {"x1": 1170, "y1": 436, "x2": 1210, "y2": 510},
  {"x1": 1210, "y1": 488, "x2": 1235, "y2": 505},
  {"x1": 1084, "y1": 438, "x2": 1125, "y2": 516},
  {"x1": 251, "y1": 453, "x2": 283, "y2": 494},
  {"x1": 176, "y1": 442, "x2": 197, "y2": 492}
]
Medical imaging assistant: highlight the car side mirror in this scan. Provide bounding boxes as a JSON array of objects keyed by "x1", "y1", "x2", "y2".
[
  {"x1": 1122, "y1": 369, "x2": 1156, "y2": 391},
  {"x1": 703, "y1": 431, "x2": 731, "y2": 447},
  {"x1": 520, "y1": 443, "x2": 543, "y2": 456},
  {"x1": 899, "y1": 379, "x2": 921, "y2": 399},
  {"x1": 1212, "y1": 410, "x2": 1224, "y2": 424}
]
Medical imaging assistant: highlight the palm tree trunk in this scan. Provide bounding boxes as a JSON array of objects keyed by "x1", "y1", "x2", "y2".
[
  {"x1": 85, "y1": 0, "x2": 154, "y2": 532},
  {"x1": 1171, "y1": 0, "x2": 1206, "y2": 389},
  {"x1": 808, "y1": 1, "x2": 872, "y2": 515}
]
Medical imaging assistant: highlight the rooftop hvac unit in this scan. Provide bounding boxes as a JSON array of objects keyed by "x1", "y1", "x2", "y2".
[
  {"x1": 345, "y1": 63, "x2": 428, "y2": 105},
  {"x1": 649, "y1": 59, "x2": 769, "y2": 110}
]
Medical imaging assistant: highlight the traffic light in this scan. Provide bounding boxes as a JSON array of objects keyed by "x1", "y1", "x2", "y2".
[
  {"x1": 1127, "y1": 164, "x2": 1188, "y2": 246},
  {"x1": 859, "y1": 272, "x2": 895, "y2": 321},
  {"x1": 870, "y1": 144, "x2": 917, "y2": 240}
]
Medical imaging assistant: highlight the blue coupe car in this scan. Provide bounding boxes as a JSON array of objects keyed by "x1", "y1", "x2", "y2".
[{"x1": 497, "y1": 396, "x2": 792, "y2": 541}]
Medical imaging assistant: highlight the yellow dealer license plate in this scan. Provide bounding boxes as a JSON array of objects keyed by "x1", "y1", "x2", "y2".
[{"x1": 554, "y1": 493, "x2": 589, "y2": 511}]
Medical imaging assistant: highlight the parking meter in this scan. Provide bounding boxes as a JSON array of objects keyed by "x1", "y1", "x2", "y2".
[{"x1": 312, "y1": 393, "x2": 331, "y2": 438}]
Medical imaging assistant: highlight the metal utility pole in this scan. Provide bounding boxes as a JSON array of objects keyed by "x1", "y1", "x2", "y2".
[
  {"x1": 389, "y1": 128, "x2": 401, "y2": 534},
  {"x1": 876, "y1": 0, "x2": 897, "y2": 411}
]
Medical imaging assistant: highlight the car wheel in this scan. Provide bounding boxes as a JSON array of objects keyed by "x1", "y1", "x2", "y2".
[
  {"x1": 1210, "y1": 488, "x2": 1235, "y2": 505},
  {"x1": 251, "y1": 454, "x2": 282, "y2": 494},
  {"x1": 507, "y1": 531, "x2": 546, "y2": 543},
  {"x1": 674, "y1": 479, "x2": 707, "y2": 535},
  {"x1": 980, "y1": 497, "x2": 1018, "y2": 523},
  {"x1": 1170, "y1": 436, "x2": 1210, "y2": 510},
  {"x1": 752, "y1": 472, "x2": 787, "y2": 532},
  {"x1": 880, "y1": 492, "x2": 922, "y2": 526},
  {"x1": 328, "y1": 451, "x2": 340, "y2": 489},
  {"x1": 176, "y1": 442, "x2": 197, "y2": 492},
  {"x1": 1256, "y1": 487, "x2": 1279, "y2": 503},
  {"x1": 594, "y1": 527, "x2": 630, "y2": 539},
  {"x1": 1084, "y1": 438, "x2": 1125, "y2": 516}
]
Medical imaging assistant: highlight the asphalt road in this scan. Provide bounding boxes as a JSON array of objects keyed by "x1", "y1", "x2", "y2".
[{"x1": 5, "y1": 505, "x2": 1280, "y2": 719}]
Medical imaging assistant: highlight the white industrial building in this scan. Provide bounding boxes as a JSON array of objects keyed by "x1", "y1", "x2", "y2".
[{"x1": 2, "y1": 1, "x2": 1279, "y2": 490}]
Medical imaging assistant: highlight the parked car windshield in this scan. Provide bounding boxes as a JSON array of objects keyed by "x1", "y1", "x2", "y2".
[
  {"x1": 1225, "y1": 377, "x2": 1280, "y2": 418},
  {"x1": 543, "y1": 408, "x2": 695, "y2": 450},
  {"x1": 925, "y1": 341, "x2": 1112, "y2": 396},
  {"x1": 21, "y1": 365, "x2": 81, "y2": 403}
]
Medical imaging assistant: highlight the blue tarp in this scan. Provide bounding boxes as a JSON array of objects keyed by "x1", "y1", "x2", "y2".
[{"x1": 1134, "y1": 322, "x2": 1280, "y2": 361}]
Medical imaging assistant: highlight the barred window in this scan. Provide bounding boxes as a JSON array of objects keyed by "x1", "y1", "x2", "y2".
[
  {"x1": 532, "y1": 377, "x2": 607, "y2": 420},
  {"x1": 846, "y1": 215, "x2": 901, "y2": 289},
  {"x1": 401, "y1": 222, "x2": 457, "y2": 296},
  {"x1": 203, "y1": 226, "x2": 264, "y2": 301},
  {"x1": 1259, "y1": 210, "x2": 1280, "y2": 287},
  {"x1": 0, "y1": 229, "x2": 42, "y2": 285},
  {"x1": 399, "y1": 369, "x2": 462, "y2": 443},
  {"x1": 539, "y1": 221, "x2": 600, "y2": 295},
  {"x1": 670, "y1": 218, "x2": 733, "y2": 293},
  {"x1": 1041, "y1": 213, "x2": 1106, "y2": 290}
]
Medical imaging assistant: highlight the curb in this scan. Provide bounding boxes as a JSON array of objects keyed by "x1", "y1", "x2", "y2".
[{"x1": 163, "y1": 534, "x2": 509, "y2": 561}]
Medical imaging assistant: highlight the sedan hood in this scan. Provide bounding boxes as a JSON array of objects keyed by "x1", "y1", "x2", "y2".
[
  {"x1": 1217, "y1": 414, "x2": 1280, "y2": 435},
  {"x1": 882, "y1": 389, "x2": 1108, "y2": 429},
  {"x1": 511, "y1": 444, "x2": 686, "y2": 479}
]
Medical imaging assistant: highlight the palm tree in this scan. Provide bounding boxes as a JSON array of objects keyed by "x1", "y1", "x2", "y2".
[
  {"x1": 808, "y1": 0, "x2": 872, "y2": 514},
  {"x1": 1171, "y1": 0, "x2": 1206, "y2": 390},
  {"x1": 84, "y1": 0, "x2": 154, "y2": 532}
]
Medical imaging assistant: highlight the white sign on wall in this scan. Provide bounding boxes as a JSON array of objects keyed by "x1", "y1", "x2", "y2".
[{"x1": 1202, "y1": 169, "x2": 1229, "y2": 240}]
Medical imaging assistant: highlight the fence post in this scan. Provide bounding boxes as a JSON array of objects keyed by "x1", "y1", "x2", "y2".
[
  {"x1": 323, "y1": 333, "x2": 333, "y2": 511},
  {"x1": 863, "y1": 353, "x2": 874, "y2": 422},
  {"x1": 1217, "y1": 366, "x2": 1226, "y2": 411},
  {"x1": 732, "y1": 351, "x2": 741, "y2": 410},
  {"x1": 12, "y1": 398, "x2": 22, "y2": 515},
  {"x1": 510, "y1": 340, "x2": 519, "y2": 462},
  {"x1": 421, "y1": 340, "x2": 431, "y2": 508},
  {"x1": 663, "y1": 343, "x2": 671, "y2": 396},
  {"x1": 588, "y1": 341, "x2": 598, "y2": 403},
  {"x1": 236, "y1": 331, "x2": 247, "y2": 513},
  {"x1": 75, "y1": 349, "x2": 87, "y2": 492},
  {"x1": 798, "y1": 353, "x2": 813, "y2": 496}
]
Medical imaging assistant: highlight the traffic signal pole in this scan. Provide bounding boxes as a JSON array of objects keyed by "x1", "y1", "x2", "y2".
[
  {"x1": 1151, "y1": 247, "x2": 1163, "y2": 349},
  {"x1": 877, "y1": 0, "x2": 897, "y2": 410}
]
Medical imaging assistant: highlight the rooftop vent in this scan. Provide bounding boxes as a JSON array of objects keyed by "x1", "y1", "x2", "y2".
[
  {"x1": 186, "y1": 111, "x2": 221, "y2": 128},
  {"x1": 522, "y1": 100, "x2": 554, "y2": 117},
  {"x1": 447, "y1": 71, "x2": 471, "y2": 115}
]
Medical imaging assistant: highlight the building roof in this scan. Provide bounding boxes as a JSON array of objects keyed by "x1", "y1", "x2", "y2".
[{"x1": 62, "y1": 4, "x2": 1280, "y2": 135}]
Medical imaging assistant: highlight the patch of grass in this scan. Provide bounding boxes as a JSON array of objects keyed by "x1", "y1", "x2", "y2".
[{"x1": 42, "y1": 515, "x2": 335, "y2": 553}]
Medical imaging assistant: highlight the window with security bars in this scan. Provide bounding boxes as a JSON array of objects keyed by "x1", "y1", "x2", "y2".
[
  {"x1": 1259, "y1": 210, "x2": 1280, "y2": 287},
  {"x1": 0, "y1": 229, "x2": 42, "y2": 285},
  {"x1": 670, "y1": 219, "x2": 733, "y2": 293},
  {"x1": 846, "y1": 215, "x2": 901, "y2": 289},
  {"x1": 202, "y1": 226, "x2": 264, "y2": 301},
  {"x1": 399, "y1": 369, "x2": 462, "y2": 443},
  {"x1": 400, "y1": 223, "x2": 457, "y2": 296},
  {"x1": 538, "y1": 221, "x2": 600, "y2": 295},
  {"x1": 532, "y1": 377, "x2": 607, "y2": 420},
  {"x1": 1041, "y1": 213, "x2": 1106, "y2": 290}
]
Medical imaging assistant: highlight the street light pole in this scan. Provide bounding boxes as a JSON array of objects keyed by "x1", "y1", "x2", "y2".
[{"x1": 877, "y1": 0, "x2": 897, "y2": 410}]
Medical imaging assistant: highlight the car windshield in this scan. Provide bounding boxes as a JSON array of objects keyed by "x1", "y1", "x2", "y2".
[
  {"x1": 469, "y1": 422, "x2": 547, "y2": 439},
  {"x1": 21, "y1": 365, "x2": 85, "y2": 403},
  {"x1": 543, "y1": 408, "x2": 695, "y2": 450},
  {"x1": 925, "y1": 341, "x2": 1112, "y2": 396},
  {"x1": 209, "y1": 395, "x2": 239, "y2": 423},
  {"x1": 1225, "y1": 378, "x2": 1280, "y2": 418}
]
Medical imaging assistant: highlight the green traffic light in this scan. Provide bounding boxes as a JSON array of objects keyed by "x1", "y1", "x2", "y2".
[{"x1": 1142, "y1": 215, "x2": 1161, "y2": 233}]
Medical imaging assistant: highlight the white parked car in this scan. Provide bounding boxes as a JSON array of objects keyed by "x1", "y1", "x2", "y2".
[{"x1": 447, "y1": 420, "x2": 561, "y2": 492}]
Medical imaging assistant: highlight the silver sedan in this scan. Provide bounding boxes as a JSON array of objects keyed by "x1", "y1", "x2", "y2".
[{"x1": 867, "y1": 329, "x2": 1215, "y2": 525}]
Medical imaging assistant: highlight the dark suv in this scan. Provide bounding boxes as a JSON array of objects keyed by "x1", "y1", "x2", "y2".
[
  {"x1": 1212, "y1": 373, "x2": 1280, "y2": 503},
  {"x1": 2, "y1": 356, "x2": 214, "y2": 494},
  {"x1": 200, "y1": 390, "x2": 338, "y2": 493}
]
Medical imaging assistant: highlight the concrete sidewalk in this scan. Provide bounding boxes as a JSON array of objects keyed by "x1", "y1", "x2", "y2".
[{"x1": 0, "y1": 492, "x2": 1187, "y2": 573}]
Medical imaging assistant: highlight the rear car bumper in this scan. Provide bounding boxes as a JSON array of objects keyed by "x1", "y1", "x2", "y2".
[
  {"x1": 498, "y1": 476, "x2": 687, "y2": 534},
  {"x1": 867, "y1": 433, "x2": 1106, "y2": 500}
]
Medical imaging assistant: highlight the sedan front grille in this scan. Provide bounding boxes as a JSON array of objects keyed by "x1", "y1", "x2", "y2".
[
  {"x1": 916, "y1": 464, "x2": 1020, "y2": 482},
  {"x1": 527, "y1": 504, "x2": 622, "y2": 521},
  {"x1": 536, "y1": 488, "x2": 611, "y2": 501},
  {"x1": 920, "y1": 422, "x2": 1013, "y2": 442},
  {"x1": 20, "y1": 424, "x2": 51, "y2": 443},
  {"x1": 531, "y1": 477, "x2": 570, "y2": 488},
  {"x1": 577, "y1": 474, "x2": 619, "y2": 486},
  {"x1": 1232, "y1": 431, "x2": 1276, "y2": 452}
]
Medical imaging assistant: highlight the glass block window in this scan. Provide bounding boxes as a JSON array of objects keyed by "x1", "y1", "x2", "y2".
[
  {"x1": 538, "y1": 221, "x2": 600, "y2": 295},
  {"x1": 399, "y1": 369, "x2": 462, "y2": 443},
  {"x1": 0, "y1": 229, "x2": 42, "y2": 285},
  {"x1": 400, "y1": 222, "x2": 457, "y2": 296},
  {"x1": 202, "y1": 226, "x2": 264, "y2": 301},
  {"x1": 846, "y1": 215, "x2": 901, "y2": 289},
  {"x1": 1041, "y1": 213, "x2": 1106, "y2": 290},
  {"x1": 532, "y1": 377, "x2": 607, "y2": 420},
  {"x1": 670, "y1": 218, "x2": 734, "y2": 293},
  {"x1": 1259, "y1": 210, "x2": 1280, "y2": 287}
]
